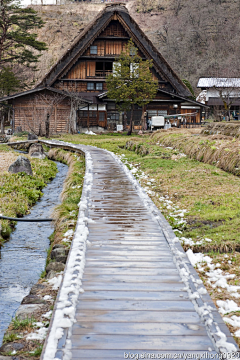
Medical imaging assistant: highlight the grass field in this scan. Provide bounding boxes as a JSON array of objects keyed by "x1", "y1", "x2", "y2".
[
  {"x1": 7, "y1": 130, "x2": 240, "y2": 345},
  {"x1": 54, "y1": 132, "x2": 240, "y2": 253}
]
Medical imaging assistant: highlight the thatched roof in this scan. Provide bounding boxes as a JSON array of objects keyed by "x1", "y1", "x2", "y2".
[
  {"x1": 39, "y1": 3, "x2": 191, "y2": 98},
  {"x1": 0, "y1": 87, "x2": 91, "y2": 103}
]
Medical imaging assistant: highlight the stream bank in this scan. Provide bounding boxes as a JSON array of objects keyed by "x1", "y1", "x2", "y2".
[
  {"x1": 0, "y1": 148, "x2": 85, "y2": 360},
  {"x1": 0, "y1": 147, "x2": 58, "y2": 247},
  {"x1": 0, "y1": 161, "x2": 68, "y2": 346}
]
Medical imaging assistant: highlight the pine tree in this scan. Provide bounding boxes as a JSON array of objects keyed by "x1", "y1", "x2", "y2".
[
  {"x1": 106, "y1": 40, "x2": 158, "y2": 135},
  {"x1": 0, "y1": 0, "x2": 47, "y2": 69},
  {"x1": 0, "y1": 67, "x2": 21, "y2": 96}
]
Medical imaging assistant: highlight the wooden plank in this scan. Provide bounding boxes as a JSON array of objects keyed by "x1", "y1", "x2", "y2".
[
  {"x1": 86, "y1": 250, "x2": 172, "y2": 257},
  {"x1": 71, "y1": 334, "x2": 214, "y2": 350},
  {"x1": 84, "y1": 268, "x2": 179, "y2": 275},
  {"x1": 72, "y1": 321, "x2": 208, "y2": 336},
  {"x1": 86, "y1": 255, "x2": 174, "y2": 261},
  {"x1": 75, "y1": 310, "x2": 203, "y2": 323},
  {"x1": 79, "y1": 290, "x2": 189, "y2": 301},
  {"x1": 76, "y1": 300, "x2": 195, "y2": 312},
  {"x1": 88, "y1": 242, "x2": 167, "y2": 248},
  {"x1": 82, "y1": 274, "x2": 181, "y2": 283},
  {"x1": 82, "y1": 283, "x2": 185, "y2": 293},
  {"x1": 85, "y1": 261, "x2": 177, "y2": 269},
  {"x1": 71, "y1": 350, "x2": 218, "y2": 359}
]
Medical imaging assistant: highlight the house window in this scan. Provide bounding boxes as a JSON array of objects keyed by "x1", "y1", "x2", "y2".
[
  {"x1": 90, "y1": 45, "x2": 98, "y2": 55},
  {"x1": 109, "y1": 113, "x2": 119, "y2": 121},
  {"x1": 87, "y1": 83, "x2": 95, "y2": 90},
  {"x1": 99, "y1": 112, "x2": 105, "y2": 121},
  {"x1": 107, "y1": 103, "x2": 116, "y2": 110},
  {"x1": 96, "y1": 83, "x2": 103, "y2": 91},
  {"x1": 130, "y1": 47, "x2": 137, "y2": 56}
]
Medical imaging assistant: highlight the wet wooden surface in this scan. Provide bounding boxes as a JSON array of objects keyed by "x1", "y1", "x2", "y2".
[{"x1": 68, "y1": 147, "x2": 220, "y2": 357}]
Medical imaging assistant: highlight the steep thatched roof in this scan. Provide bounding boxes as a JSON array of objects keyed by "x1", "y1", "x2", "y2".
[
  {"x1": 0, "y1": 87, "x2": 91, "y2": 103},
  {"x1": 39, "y1": 3, "x2": 191, "y2": 98}
]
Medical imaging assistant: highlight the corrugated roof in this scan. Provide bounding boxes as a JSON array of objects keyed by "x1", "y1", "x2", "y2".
[{"x1": 198, "y1": 78, "x2": 240, "y2": 88}]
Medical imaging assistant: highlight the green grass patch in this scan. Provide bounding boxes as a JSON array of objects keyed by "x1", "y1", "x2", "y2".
[
  {"x1": 2, "y1": 332, "x2": 20, "y2": 344},
  {"x1": 55, "y1": 133, "x2": 240, "y2": 253},
  {"x1": 11, "y1": 316, "x2": 35, "y2": 330}
]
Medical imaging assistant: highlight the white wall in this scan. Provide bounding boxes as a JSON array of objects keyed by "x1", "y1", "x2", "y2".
[{"x1": 21, "y1": 0, "x2": 65, "y2": 6}]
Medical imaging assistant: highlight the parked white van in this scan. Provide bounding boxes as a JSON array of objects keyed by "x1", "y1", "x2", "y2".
[{"x1": 151, "y1": 116, "x2": 165, "y2": 130}]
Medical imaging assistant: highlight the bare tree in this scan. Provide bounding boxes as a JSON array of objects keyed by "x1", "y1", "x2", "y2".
[
  {"x1": 67, "y1": 91, "x2": 84, "y2": 134},
  {"x1": 19, "y1": 92, "x2": 66, "y2": 137},
  {"x1": 35, "y1": 93, "x2": 66, "y2": 137},
  {"x1": 60, "y1": 83, "x2": 89, "y2": 134}
]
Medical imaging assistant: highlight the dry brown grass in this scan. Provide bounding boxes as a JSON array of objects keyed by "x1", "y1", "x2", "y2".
[
  {"x1": 0, "y1": 151, "x2": 18, "y2": 173},
  {"x1": 151, "y1": 129, "x2": 240, "y2": 176},
  {"x1": 196, "y1": 251, "x2": 240, "y2": 347}
]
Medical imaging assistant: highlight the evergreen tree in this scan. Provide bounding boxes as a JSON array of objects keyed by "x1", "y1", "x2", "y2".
[
  {"x1": 0, "y1": 0, "x2": 47, "y2": 69},
  {"x1": 0, "y1": 67, "x2": 21, "y2": 96},
  {"x1": 106, "y1": 40, "x2": 158, "y2": 135}
]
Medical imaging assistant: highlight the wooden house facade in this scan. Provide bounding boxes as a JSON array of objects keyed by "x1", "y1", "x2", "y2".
[{"x1": 0, "y1": 3, "x2": 205, "y2": 134}]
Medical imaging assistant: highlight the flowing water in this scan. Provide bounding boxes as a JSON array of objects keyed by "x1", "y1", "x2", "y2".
[{"x1": 0, "y1": 161, "x2": 68, "y2": 345}]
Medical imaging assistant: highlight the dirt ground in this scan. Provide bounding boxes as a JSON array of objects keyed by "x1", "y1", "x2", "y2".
[{"x1": 0, "y1": 151, "x2": 18, "y2": 173}]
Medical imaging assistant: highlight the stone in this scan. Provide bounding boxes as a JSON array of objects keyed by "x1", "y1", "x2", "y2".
[
  {"x1": 51, "y1": 247, "x2": 66, "y2": 260},
  {"x1": 30, "y1": 284, "x2": 45, "y2": 295},
  {"x1": 51, "y1": 247, "x2": 67, "y2": 263},
  {"x1": 21, "y1": 295, "x2": 46, "y2": 305},
  {"x1": 55, "y1": 255, "x2": 67, "y2": 264},
  {"x1": 8, "y1": 156, "x2": 33, "y2": 176},
  {"x1": 0, "y1": 356, "x2": 12, "y2": 360},
  {"x1": 15, "y1": 304, "x2": 45, "y2": 320},
  {"x1": 0, "y1": 342, "x2": 24, "y2": 353},
  {"x1": 28, "y1": 133, "x2": 38, "y2": 140},
  {"x1": 46, "y1": 270, "x2": 57, "y2": 279},
  {"x1": 52, "y1": 244, "x2": 65, "y2": 250},
  {"x1": 29, "y1": 143, "x2": 46, "y2": 159},
  {"x1": 46, "y1": 262, "x2": 65, "y2": 274}
]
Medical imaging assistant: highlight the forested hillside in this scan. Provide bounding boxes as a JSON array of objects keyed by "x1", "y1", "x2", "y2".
[{"x1": 31, "y1": 0, "x2": 240, "y2": 93}]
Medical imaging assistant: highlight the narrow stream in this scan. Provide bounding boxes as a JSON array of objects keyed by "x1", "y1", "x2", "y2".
[{"x1": 0, "y1": 161, "x2": 68, "y2": 345}]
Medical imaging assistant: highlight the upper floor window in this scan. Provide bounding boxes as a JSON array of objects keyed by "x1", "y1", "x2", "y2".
[
  {"x1": 87, "y1": 82, "x2": 103, "y2": 91},
  {"x1": 87, "y1": 82, "x2": 95, "y2": 90},
  {"x1": 96, "y1": 83, "x2": 103, "y2": 91},
  {"x1": 90, "y1": 45, "x2": 98, "y2": 55},
  {"x1": 130, "y1": 47, "x2": 137, "y2": 56}
]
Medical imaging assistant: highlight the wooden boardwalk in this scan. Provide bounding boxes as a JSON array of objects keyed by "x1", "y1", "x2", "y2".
[{"x1": 40, "y1": 142, "x2": 238, "y2": 360}]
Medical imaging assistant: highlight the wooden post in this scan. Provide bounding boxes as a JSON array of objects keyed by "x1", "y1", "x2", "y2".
[
  {"x1": 55, "y1": 106, "x2": 57, "y2": 134},
  {"x1": 0, "y1": 114, "x2": 4, "y2": 134},
  {"x1": 87, "y1": 104, "x2": 90, "y2": 131},
  {"x1": 46, "y1": 113, "x2": 50, "y2": 138},
  {"x1": 97, "y1": 103, "x2": 99, "y2": 126}
]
